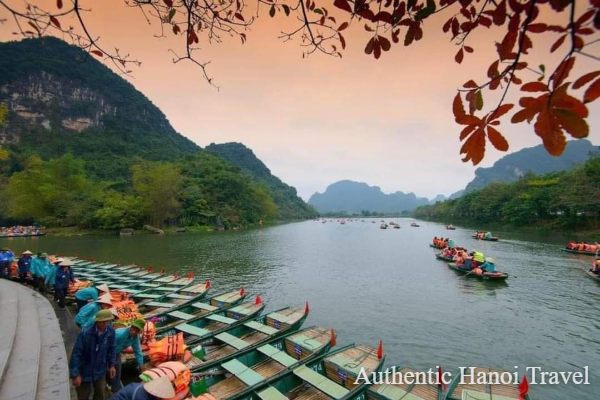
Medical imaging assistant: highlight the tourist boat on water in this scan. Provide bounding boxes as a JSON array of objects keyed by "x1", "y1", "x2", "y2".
[
  {"x1": 447, "y1": 263, "x2": 508, "y2": 281},
  {"x1": 445, "y1": 367, "x2": 530, "y2": 400},
  {"x1": 446, "y1": 225, "x2": 456, "y2": 230},
  {"x1": 411, "y1": 222, "x2": 420, "y2": 227},
  {"x1": 244, "y1": 343, "x2": 385, "y2": 400},
  {"x1": 188, "y1": 327, "x2": 335, "y2": 400},
  {"x1": 185, "y1": 305, "x2": 309, "y2": 372},
  {"x1": 560, "y1": 248, "x2": 598, "y2": 256}
]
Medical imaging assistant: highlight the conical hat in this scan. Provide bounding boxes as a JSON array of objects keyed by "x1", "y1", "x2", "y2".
[
  {"x1": 96, "y1": 283, "x2": 110, "y2": 293},
  {"x1": 96, "y1": 293, "x2": 113, "y2": 306},
  {"x1": 143, "y1": 376, "x2": 175, "y2": 398}
]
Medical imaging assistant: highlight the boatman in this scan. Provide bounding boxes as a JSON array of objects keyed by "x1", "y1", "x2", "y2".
[
  {"x1": 17, "y1": 250, "x2": 33, "y2": 284},
  {"x1": 31, "y1": 252, "x2": 51, "y2": 292},
  {"x1": 110, "y1": 319, "x2": 146, "y2": 394},
  {"x1": 70, "y1": 309, "x2": 117, "y2": 400},
  {"x1": 480, "y1": 257, "x2": 497, "y2": 273},
  {"x1": 55, "y1": 259, "x2": 76, "y2": 308},
  {"x1": 110, "y1": 375, "x2": 175, "y2": 400},
  {"x1": 46, "y1": 257, "x2": 61, "y2": 301},
  {"x1": 0, "y1": 247, "x2": 14, "y2": 279},
  {"x1": 75, "y1": 283, "x2": 111, "y2": 311},
  {"x1": 76, "y1": 293, "x2": 115, "y2": 330}
]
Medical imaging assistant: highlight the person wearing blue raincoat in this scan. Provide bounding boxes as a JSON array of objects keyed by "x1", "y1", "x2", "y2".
[
  {"x1": 0, "y1": 247, "x2": 14, "y2": 279},
  {"x1": 31, "y1": 253, "x2": 51, "y2": 292},
  {"x1": 55, "y1": 260, "x2": 76, "y2": 308},
  {"x1": 75, "y1": 293, "x2": 114, "y2": 329}
]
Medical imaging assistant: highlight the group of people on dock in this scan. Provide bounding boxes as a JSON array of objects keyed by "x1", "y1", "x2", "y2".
[
  {"x1": 0, "y1": 225, "x2": 44, "y2": 237},
  {"x1": 1, "y1": 250, "x2": 181, "y2": 400}
]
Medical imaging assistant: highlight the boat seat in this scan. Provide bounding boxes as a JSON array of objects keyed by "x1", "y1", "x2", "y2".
[
  {"x1": 267, "y1": 312, "x2": 295, "y2": 324},
  {"x1": 287, "y1": 335, "x2": 323, "y2": 351},
  {"x1": 167, "y1": 310, "x2": 197, "y2": 321},
  {"x1": 110, "y1": 284, "x2": 127, "y2": 289},
  {"x1": 145, "y1": 301, "x2": 176, "y2": 308},
  {"x1": 191, "y1": 302, "x2": 217, "y2": 312},
  {"x1": 327, "y1": 353, "x2": 364, "y2": 375},
  {"x1": 215, "y1": 332, "x2": 250, "y2": 350},
  {"x1": 460, "y1": 389, "x2": 515, "y2": 400},
  {"x1": 167, "y1": 293, "x2": 193, "y2": 300},
  {"x1": 244, "y1": 321, "x2": 279, "y2": 335},
  {"x1": 221, "y1": 359, "x2": 265, "y2": 387},
  {"x1": 156, "y1": 287, "x2": 179, "y2": 292},
  {"x1": 135, "y1": 293, "x2": 162, "y2": 299},
  {"x1": 293, "y1": 365, "x2": 349, "y2": 399},
  {"x1": 121, "y1": 288, "x2": 141, "y2": 294},
  {"x1": 138, "y1": 283, "x2": 160, "y2": 288},
  {"x1": 175, "y1": 323, "x2": 210, "y2": 337},
  {"x1": 186, "y1": 284, "x2": 208, "y2": 293},
  {"x1": 206, "y1": 314, "x2": 237, "y2": 325},
  {"x1": 257, "y1": 344, "x2": 297, "y2": 367},
  {"x1": 258, "y1": 386, "x2": 290, "y2": 400},
  {"x1": 373, "y1": 385, "x2": 422, "y2": 400}
]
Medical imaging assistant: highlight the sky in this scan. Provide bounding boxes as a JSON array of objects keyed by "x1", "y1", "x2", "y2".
[{"x1": 1, "y1": 1, "x2": 599, "y2": 200}]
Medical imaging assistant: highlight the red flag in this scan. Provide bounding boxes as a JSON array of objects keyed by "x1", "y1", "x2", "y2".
[
  {"x1": 255, "y1": 295, "x2": 262, "y2": 305},
  {"x1": 160, "y1": 268, "x2": 165, "y2": 274},
  {"x1": 437, "y1": 366, "x2": 447, "y2": 391},
  {"x1": 304, "y1": 301, "x2": 310, "y2": 315},
  {"x1": 205, "y1": 279, "x2": 211, "y2": 289},
  {"x1": 376, "y1": 340, "x2": 384, "y2": 360},
  {"x1": 330, "y1": 329, "x2": 337, "y2": 347},
  {"x1": 240, "y1": 287, "x2": 246, "y2": 297},
  {"x1": 187, "y1": 271, "x2": 194, "y2": 279},
  {"x1": 519, "y1": 376, "x2": 529, "y2": 400},
  {"x1": 147, "y1": 266, "x2": 153, "y2": 272}
]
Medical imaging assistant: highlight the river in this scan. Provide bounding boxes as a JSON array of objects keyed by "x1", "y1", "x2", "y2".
[{"x1": 1, "y1": 219, "x2": 598, "y2": 399}]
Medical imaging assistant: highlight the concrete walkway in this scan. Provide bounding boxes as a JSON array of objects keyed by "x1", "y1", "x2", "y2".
[{"x1": 0, "y1": 279, "x2": 70, "y2": 400}]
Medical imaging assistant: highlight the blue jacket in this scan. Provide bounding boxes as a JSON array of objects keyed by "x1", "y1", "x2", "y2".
[
  {"x1": 45, "y1": 265, "x2": 57, "y2": 286},
  {"x1": 75, "y1": 302, "x2": 101, "y2": 329},
  {"x1": 30, "y1": 257, "x2": 50, "y2": 277},
  {"x1": 55, "y1": 266, "x2": 75, "y2": 289},
  {"x1": 75, "y1": 287, "x2": 99, "y2": 302},
  {"x1": 18, "y1": 256, "x2": 31, "y2": 274},
  {"x1": 115, "y1": 327, "x2": 144, "y2": 368},
  {"x1": 70, "y1": 325, "x2": 117, "y2": 382},
  {"x1": 110, "y1": 383, "x2": 158, "y2": 400},
  {"x1": 0, "y1": 250, "x2": 14, "y2": 263}
]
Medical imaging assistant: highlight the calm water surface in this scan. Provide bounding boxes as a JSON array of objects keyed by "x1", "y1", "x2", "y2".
[{"x1": 2, "y1": 220, "x2": 599, "y2": 399}]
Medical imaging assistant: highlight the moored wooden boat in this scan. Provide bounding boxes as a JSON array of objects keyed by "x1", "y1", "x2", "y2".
[
  {"x1": 446, "y1": 225, "x2": 456, "y2": 230},
  {"x1": 185, "y1": 305, "x2": 309, "y2": 372},
  {"x1": 435, "y1": 253, "x2": 454, "y2": 262},
  {"x1": 153, "y1": 289, "x2": 247, "y2": 334},
  {"x1": 367, "y1": 367, "x2": 444, "y2": 400},
  {"x1": 445, "y1": 367, "x2": 530, "y2": 400},
  {"x1": 137, "y1": 280, "x2": 211, "y2": 319},
  {"x1": 447, "y1": 263, "x2": 508, "y2": 281},
  {"x1": 188, "y1": 326, "x2": 335, "y2": 400},
  {"x1": 133, "y1": 276, "x2": 197, "y2": 306},
  {"x1": 246, "y1": 342, "x2": 385, "y2": 400},
  {"x1": 561, "y1": 248, "x2": 598, "y2": 256},
  {"x1": 411, "y1": 223, "x2": 420, "y2": 227}
]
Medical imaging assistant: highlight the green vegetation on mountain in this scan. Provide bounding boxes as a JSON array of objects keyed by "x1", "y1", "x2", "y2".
[
  {"x1": 0, "y1": 38, "x2": 313, "y2": 230},
  {"x1": 414, "y1": 157, "x2": 600, "y2": 229}
]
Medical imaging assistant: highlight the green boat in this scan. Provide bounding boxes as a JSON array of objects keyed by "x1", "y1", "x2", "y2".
[
  {"x1": 153, "y1": 289, "x2": 247, "y2": 334},
  {"x1": 435, "y1": 253, "x2": 454, "y2": 262},
  {"x1": 447, "y1": 263, "x2": 508, "y2": 281},
  {"x1": 445, "y1": 367, "x2": 530, "y2": 400},
  {"x1": 186, "y1": 305, "x2": 309, "y2": 372},
  {"x1": 133, "y1": 276, "x2": 197, "y2": 305},
  {"x1": 561, "y1": 248, "x2": 598, "y2": 256},
  {"x1": 137, "y1": 280, "x2": 212, "y2": 319},
  {"x1": 158, "y1": 298, "x2": 266, "y2": 342},
  {"x1": 586, "y1": 270, "x2": 600, "y2": 282},
  {"x1": 189, "y1": 326, "x2": 334, "y2": 400},
  {"x1": 367, "y1": 367, "x2": 444, "y2": 400},
  {"x1": 471, "y1": 234, "x2": 499, "y2": 241},
  {"x1": 245, "y1": 343, "x2": 385, "y2": 400}
]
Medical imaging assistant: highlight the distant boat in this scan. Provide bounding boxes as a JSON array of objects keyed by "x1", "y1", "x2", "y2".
[
  {"x1": 446, "y1": 224, "x2": 456, "y2": 230},
  {"x1": 380, "y1": 223, "x2": 388, "y2": 229},
  {"x1": 393, "y1": 225, "x2": 400, "y2": 229},
  {"x1": 410, "y1": 222, "x2": 420, "y2": 227}
]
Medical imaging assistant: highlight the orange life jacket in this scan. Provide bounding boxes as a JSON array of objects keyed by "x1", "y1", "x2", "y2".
[{"x1": 147, "y1": 333, "x2": 188, "y2": 366}]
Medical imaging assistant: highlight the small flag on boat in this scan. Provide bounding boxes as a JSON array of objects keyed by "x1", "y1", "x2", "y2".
[
  {"x1": 255, "y1": 295, "x2": 262, "y2": 305},
  {"x1": 519, "y1": 376, "x2": 529, "y2": 400},
  {"x1": 240, "y1": 287, "x2": 246, "y2": 296},
  {"x1": 304, "y1": 301, "x2": 310, "y2": 315},
  {"x1": 205, "y1": 279, "x2": 211, "y2": 289},
  {"x1": 187, "y1": 271, "x2": 194, "y2": 279},
  {"x1": 437, "y1": 366, "x2": 447, "y2": 391},
  {"x1": 376, "y1": 340, "x2": 384, "y2": 360},
  {"x1": 330, "y1": 329, "x2": 337, "y2": 347},
  {"x1": 147, "y1": 266, "x2": 153, "y2": 272}
]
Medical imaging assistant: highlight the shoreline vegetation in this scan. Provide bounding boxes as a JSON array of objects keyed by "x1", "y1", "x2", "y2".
[{"x1": 412, "y1": 156, "x2": 600, "y2": 236}]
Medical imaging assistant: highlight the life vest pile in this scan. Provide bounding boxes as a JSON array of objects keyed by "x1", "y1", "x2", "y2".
[
  {"x1": 67, "y1": 279, "x2": 92, "y2": 296},
  {"x1": 9, "y1": 261, "x2": 18, "y2": 278},
  {"x1": 141, "y1": 320, "x2": 157, "y2": 345},
  {"x1": 140, "y1": 361, "x2": 191, "y2": 400},
  {"x1": 112, "y1": 298, "x2": 143, "y2": 325},
  {"x1": 147, "y1": 332, "x2": 189, "y2": 366}
]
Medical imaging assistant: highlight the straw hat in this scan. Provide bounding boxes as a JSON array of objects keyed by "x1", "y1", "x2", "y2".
[
  {"x1": 95, "y1": 309, "x2": 115, "y2": 322},
  {"x1": 22, "y1": 250, "x2": 33, "y2": 255},
  {"x1": 53, "y1": 258, "x2": 64, "y2": 264},
  {"x1": 143, "y1": 376, "x2": 175, "y2": 399},
  {"x1": 96, "y1": 293, "x2": 113, "y2": 306},
  {"x1": 96, "y1": 283, "x2": 110, "y2": 293},
  {"x1": 59, "y1": 259, "x2": 74, "y2": 267}
]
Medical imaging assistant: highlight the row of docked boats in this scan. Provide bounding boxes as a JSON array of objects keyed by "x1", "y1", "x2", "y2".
[{"x1": 67, "y1": 258, "x2": 529, "y2": 400}]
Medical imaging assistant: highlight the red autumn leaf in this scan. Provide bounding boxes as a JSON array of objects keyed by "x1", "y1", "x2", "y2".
[
  {"x1": 488, "y1": 103, "x2": 514, "y2": 121},
  {"x1": 493, "y1": 0, "x2": 506, "y2": 25},
  {"x1": 376, "y1": 11, "x2": 393, "y2": 24},
  {"x1": 364, "y1": 37, "x2": 374, "y2": 55},
  {"x1": 487, "y1": 126, "x2": 509, "y2": 151},
  {"x1": 453, "y1": 93, "x2": 466, "y2": 121},
  {"x1": 91, "y1": 50, "x2": 104, "y2": 57},
  {"x1": 460, "y1": 129, "x2": 486, "y2": 165},
  {"x1": 373, "y1": 39, "x2": 382, "y2": 59},
  {"x1": 464, "y1": 46, "x2": 473, "y2": 53},
  {"x1": 534, "y1": 108, "x2": 566, "y2": 156},
  {"x1": 497, "y1": 30, "x2": 517, "y2": 60},
  {"x1": 172, "y1": 25, "x2": 181, "y2": 34},
  {"x1": 576, "y1": 9, "x2": 596, "y2": 26},
  {"x1": 463, "y1": 80, "x2": 478, "y2": 88},
  {"x1": 50, "y1": 16, "x2": 61, "y2": 29},
  {"x1": 527, "y1": 23, "x2": 547, "y2": 33},
  {"x1": 460, "y1": 125, "x2": 477, "y2": 140},
  {"x1": 550, "y1": 35, "x2": 566, "y2": 53},
  {"x1": 57, "y1": 0, "x2": 63, "y2": 9},
  {"x1": 235, "y1": 13, "x2": 244, "y2": 21},
  {"x1": 163, "y1": 0, "x2": 174, "y2": 7},
  {"x1": 379, "y1": 36, "x2": 391, "y2": 51},
  {"x1": 554, "y1": 109, "x2": 589, "y2": 138},
  {"x1": 521, "y1": 82, "x2": 548, "y2": 92},
  {"x1": 553, "y1": 87, "x2": 588, "y2": 118},
  {"x1": 338, "y1": 22, "x2": 349, "y2": 31},
  {"x1": 550, "y1": 57, "x2": 575, "y2": 88},
  {"x1": 573, "y1": 71, "x2": 600, "y2": 89},
  {"x1": 457, "y1": 114, "x2": 482, "y2": 126},
  {"x1": 404, "y1": 24, "x2": 416, "y2": 46},
  {"x1": 339, "y1": 33, "x2": 346, "y2": 49},
  {"x1": 583, "y1": 77, "x2": 600, "y2": 103},
  {"x1": 455, "y1": 48, "x2": 464, "y2": 63},
  {"x1": 478, "y1": 16, "x2": 492, "y2": 28}
]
